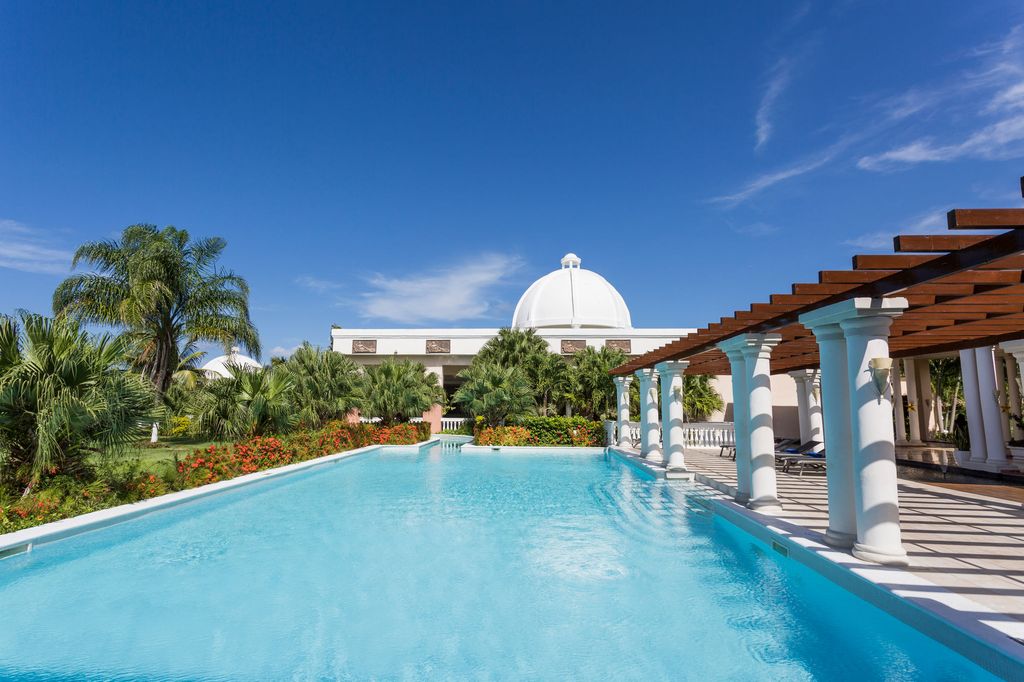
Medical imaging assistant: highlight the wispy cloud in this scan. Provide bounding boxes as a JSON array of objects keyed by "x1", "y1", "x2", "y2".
[
  {"x1": 857, "y1": 114, "x2": 1024, "y2": 170},
  {"x1": 0, "y1": 219, "x2": 73, "y2": 275},
  {"x1": 755, "y1": 57, "x2": 795, "y2": 151},
  {"x1": 357, "y1": 253, "x2": 522, "y2": 324},
  {"x1": 709, "y1": 139, "x2": 849, "y2": 207},
  {"x1": 842, "y1": 207, "x2": 947, "y2": 250},
  {"x1": 857, "y1": 25, "x2": 1024, "y2": 171},
  {"x1": 715, "y1": 25, "x2": 1024, "y2": 205},
  {"x1": 295, "y1": 275, "x2": 344, "y2": 294}
]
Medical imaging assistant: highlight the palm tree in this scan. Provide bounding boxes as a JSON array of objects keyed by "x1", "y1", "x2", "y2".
[
  {"x1": 282, "y1": 343, "x2": 362, "y2": 429},
  {"x1": 361, "y1": 359, "x2": 443, "y2": 426},
  {"x1": 193, "y1": 365, "x2": 295, "y2": 439},
  {"x1": 682, "y1": 374, "x2": 724, "y2": 421},
  {"x1": 477, "y1": 328, "x2": 549, "y2": 378},
  {"x1": 566, "y1": 345, "x2": 627, "y2": 419},
  {"x1": 53, "y1": 224, "x2": 260, "y2": 398},
  {"x1": 0, "y1": 313, "x2": 159, "y2": 494},
  {"x1": 453, "y1": 362, "x2": 536, "y2": 426},
  {"x1": 534, "y1": 352, "x2": 568, "y2": 416}
]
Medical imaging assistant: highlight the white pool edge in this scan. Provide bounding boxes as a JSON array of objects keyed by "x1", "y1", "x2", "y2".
[
  {"x1": 604, "y1": 446, "x2": 1024, "y2": 678},
  {"x1": 0, "y1": 439, "x2": 433, "y2": 555}
]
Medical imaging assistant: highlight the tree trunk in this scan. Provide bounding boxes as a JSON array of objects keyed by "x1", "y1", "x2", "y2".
[{"x1": 946, "y1": 384, "x2": 959, "y2": 433}]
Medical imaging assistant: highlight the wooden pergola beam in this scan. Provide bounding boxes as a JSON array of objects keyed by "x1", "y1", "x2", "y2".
[
  {"x1": 948, "y1": 209, "x2": 1024, "y2": 229},
  {"x1": 894, "y1": 234, "x2": 991, "y2": 252}
]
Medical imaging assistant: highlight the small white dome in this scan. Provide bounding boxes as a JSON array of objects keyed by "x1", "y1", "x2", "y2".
[
  {"x1": 200, "y1": 347, "x2": 262, "y2": 379},
  {"x1": 512, "y1": 253, "x2": 632, "y2": 329}
]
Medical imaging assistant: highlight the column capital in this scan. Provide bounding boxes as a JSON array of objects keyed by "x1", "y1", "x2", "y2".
[
  {"x1": 654, "y1": 360, "x2": 689, "y2": 377},
  {"x1": 787, "y1": 368, "x2": 818, "y2": 382},
  {"x1": 799, "y1": 297, "x2": 908, "y2": 330},
  {"x1": 612, "y1": 374, "x2": 633, "y2": 388},
  {"x1": 717, "y1": 332, "x2": 782, "y2": 355},
  {"x1": 1000, "y1": 340, "x2": 1024, "y2": 361},
  {"x1": 739, "y1": 333, "x2": 782, "y2": 360},
  {"x1": 634, "y1": 367, "x2": 659, "y2": 382}
]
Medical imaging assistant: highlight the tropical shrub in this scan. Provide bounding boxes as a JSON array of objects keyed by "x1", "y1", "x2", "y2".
[
  {"x1": 165, "y1": 415, "x2": 193, "y2": 439},
  {"x1": 510, "y1": 416, "x2": 606, "y2": 446},
  {"x1": 475, "y1": 426, "x2": 532, "y2": 446},
  {"x1": 282, "y1": 343, "x2": 362, "y2": 428},
  {"x1": 0, "y1": 313, "x2": 159, "y2": 493},
  {"x1": 452, "y1": 361, "x2": 535, "y2": 426},
  {"x1": 683, "y1": 375, "x2": 724, "y2": 421},
  {"x1": 361, "y1": 359, "x2": 444, "y2": 425},
  {"x1": 193, "y1": 365, "x2": 296, "y2": 439}
]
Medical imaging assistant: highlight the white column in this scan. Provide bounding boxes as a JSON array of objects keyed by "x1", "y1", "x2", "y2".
[
  {"x1": 1000, "y1": 343, "x2": 1024, "y2": 447},
  {"x1": 903, "y1": 358, "x2": 922, "y2": 443},
  {"x1": 807, "y1": 371, "x2": 825, "y2": 451},
  {"x1": 635, "y1": 368, "x2": 662, "y2": 463},
  {"x1": 1008, "y1": 354, "x2": 1023, "y2": 441},
  {"x1": 798, "y1": 314, "x2": 857, "y2": 549},
  {"x1": 960, "y1": 349, "x2": 986, "y2": 462},
  {"x1": 718, "y1": 343, "x2": 752, "y2": 504},
  {"x1": 741, "y1": 334, "x2": 783, "y2": 513},
  {"x1": 613, "y1": 375, "x2": 633, "y2": 448},
  {"x1": 838, "y1": 298, "x2": 909, "y2": 566},
  {"x1": 789, "y1": 371, "x2": 811, "y2": 444},
  {"x1": 997, "y1": 351, "x2": 1012, "y2": 444},
  {"x1": 656, "y1": 360, "x2": 690, "y2": 476},
  {"x1": 891, "y1": 361, "x2": 908, "y2": 443},
  {"x1": 976, "y1": 346, "x2": 1008, "y2": 466}
]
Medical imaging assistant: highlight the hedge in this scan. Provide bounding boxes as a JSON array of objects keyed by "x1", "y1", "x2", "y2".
[{"x1": 475, "y1": 416, "x2": 606, "y2": 447}]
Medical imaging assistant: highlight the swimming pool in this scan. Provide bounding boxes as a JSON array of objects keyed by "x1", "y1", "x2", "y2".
[{"x1": 0, "y1": 445, "x2": 1004, "y2": 680}]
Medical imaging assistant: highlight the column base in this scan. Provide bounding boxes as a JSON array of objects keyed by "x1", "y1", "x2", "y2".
[
  {"x1": 644, "y1": 449, "x2": 664, "y2": 464},
  {"x1": 852, "y1": 542, "x2": 910, "y2": 567},
  {"x1": 960, "y1": 459, "x2": 1010, "y2": 473},
  {"x1": 747, "y1": 497, "x2": 782, "y2": 514},
  {"x1": 734, "y1": 491, "x2": 750, "y2": 505},
  {"x1": 617, "y1": 440, "x2": 633, "y2": 450},
  {"x1": 665, "y1": 468, "x2": 694, "y2": 481},
  {"x1": 822, "y1": 528, "x2": 856, "y2": 549}
]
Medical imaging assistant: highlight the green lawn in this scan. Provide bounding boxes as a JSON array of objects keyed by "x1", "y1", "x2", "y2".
[{"x1": 121, "y1": 437, "x2": 224, "y2": 477}]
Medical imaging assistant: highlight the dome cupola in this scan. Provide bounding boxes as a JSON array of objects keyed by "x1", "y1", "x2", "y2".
[{"x1": 511, "y1": 253, "x2": 632, "y2": 329}]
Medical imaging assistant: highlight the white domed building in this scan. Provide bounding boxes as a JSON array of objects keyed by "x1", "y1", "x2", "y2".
[
  {"x1": 331, "y1": 253, "x2": 696, "y2": 431},
  {"x1": 200, "y1": 347, "x2": 262, "y2": 379}
]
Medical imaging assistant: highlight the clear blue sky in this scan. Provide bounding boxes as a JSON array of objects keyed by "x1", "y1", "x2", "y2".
[{"x1": 3, "y1": 1, "x2": 1024, "y2": 357}]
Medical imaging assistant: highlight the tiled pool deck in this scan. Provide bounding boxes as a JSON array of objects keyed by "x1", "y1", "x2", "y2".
[{"x1": 668, "y1": 447, "x2": 1024, "y2": 645}]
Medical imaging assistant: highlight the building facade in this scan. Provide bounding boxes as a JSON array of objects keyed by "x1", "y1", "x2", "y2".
[{"x1": 332, "y1": 253, "x2": 801, "y2": 433}]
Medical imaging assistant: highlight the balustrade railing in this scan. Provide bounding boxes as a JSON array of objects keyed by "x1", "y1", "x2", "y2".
[
  {"x1": 607, "y1": 420, "x2": 735, "y2": 449},
  {"x1": 681, "y1": 422, "x2": 735, "y2": 448}
]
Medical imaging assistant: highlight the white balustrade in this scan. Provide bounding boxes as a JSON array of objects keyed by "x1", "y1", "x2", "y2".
[{"x1": 680, "y1": 422, "x2": 735, "y2": 448}]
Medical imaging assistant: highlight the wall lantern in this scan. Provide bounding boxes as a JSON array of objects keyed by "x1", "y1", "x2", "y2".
[{"x1": 868, "y1": 357, "x2": 893, "y2": 401}]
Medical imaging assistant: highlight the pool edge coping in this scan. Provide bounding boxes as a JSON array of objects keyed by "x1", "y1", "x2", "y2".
[
  {"x1": 0, "y1": 439, "x2": 434, "y2": 555},
  {"x1": 608, "y1": 446, "x2": 1024, "y2": 678}
]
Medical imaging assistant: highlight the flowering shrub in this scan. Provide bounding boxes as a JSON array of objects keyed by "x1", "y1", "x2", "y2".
[
  {"x1": 476, "y1": 425, "x2": 532, "y2": 446},
  {"x1": 1, "y1": 421, "x2": 431, "y2": 534}
]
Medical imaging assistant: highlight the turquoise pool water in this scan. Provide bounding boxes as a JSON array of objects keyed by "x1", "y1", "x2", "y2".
[{"x1": 0, "y1": 445, "x2": 1003, "y2": 680}]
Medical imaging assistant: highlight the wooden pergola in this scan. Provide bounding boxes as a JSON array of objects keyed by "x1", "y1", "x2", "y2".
[{"x1": 612, "y1": 195, "x2": 1024, "y2": 377}]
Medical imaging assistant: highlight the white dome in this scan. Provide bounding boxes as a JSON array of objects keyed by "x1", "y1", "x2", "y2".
[
  {"x1": 512, "y1": 253, "x2": 632, "y2": 329},
  {"x1": 200, "y1": 347, "x2": 262, "y2": 379}
]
